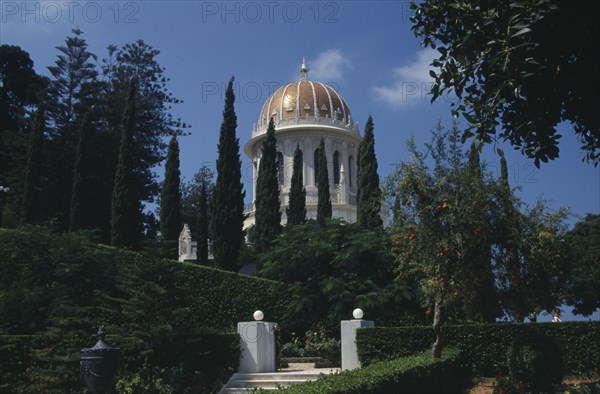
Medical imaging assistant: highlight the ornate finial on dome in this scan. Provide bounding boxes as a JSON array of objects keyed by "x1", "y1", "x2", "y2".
[{"x1": 300, "y1": 57, "x2": 309, "y2": 80}]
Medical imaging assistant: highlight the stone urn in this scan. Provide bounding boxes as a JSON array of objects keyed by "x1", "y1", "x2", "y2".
[{"x1": 80, "y1": 326, "x2": 122, "y2": 394}]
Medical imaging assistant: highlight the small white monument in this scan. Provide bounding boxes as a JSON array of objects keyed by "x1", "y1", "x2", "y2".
[
  {"x1": 341, "y1": 308, "x2": 374, "y2": 370},
  {"x1": 237, "y1": 310, "x2": 276, "y2": 373}
]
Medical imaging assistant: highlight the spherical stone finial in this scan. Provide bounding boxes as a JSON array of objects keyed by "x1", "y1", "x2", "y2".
[
  {"x1": 353, "y1": 308, "x2": 364, "y2": 319},
  {"x1": 253, "y1": 310, "x2": 264, "y2": 321}
]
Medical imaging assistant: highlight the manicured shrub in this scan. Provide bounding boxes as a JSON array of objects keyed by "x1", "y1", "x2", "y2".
[
  {"x1": 0, "y1": 226, "x2": 285, "y2": 392},
  {"x1": 357, "y1": 322, "x2": 600, "y2": 375},
  {"x1": 283, "y1": 348, "x2": 468, "y2": 394},
  {"x1": 507, "y1": 333, "x2": 563, "y2": 393}
]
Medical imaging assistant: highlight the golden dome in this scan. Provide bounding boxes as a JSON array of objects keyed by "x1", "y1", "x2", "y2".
[{"x1": 253, "y1": 60, "x2": 357, "y2": 135}]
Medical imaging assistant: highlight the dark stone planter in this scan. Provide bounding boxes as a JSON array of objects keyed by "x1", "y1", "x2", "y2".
[{"x1": 80, "y1": 327, "x2": 122, "y2": 394}]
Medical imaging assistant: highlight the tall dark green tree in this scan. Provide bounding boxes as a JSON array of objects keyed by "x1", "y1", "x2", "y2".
[
  {"x1": 565, "y1": 214, "x2": 600, "y2": 315},
  {"x1": 459, "y1": 143, "x2": 499, "y2": 322},
  {"x1": 46, "y1": 29, "x2": 102, "y2": 229},
  {"x1": 255, "y1": 118, "x2": 281, "y2": 253},
  {"x1": 160, "y1": 135, "x2": 182, "y2": 241},
  {"x1": 286, "y1": 144, "x2": 306, "y2": 226},
  {"x1": 102, "y1": 40, "x2": 189, "y2": 234},
  {"x1": 68, "y1": 113, "x2": 92, "y2": 231},
  {"x1": 196, "y1": 182, "x2": 209, "y2": 265},
  {"x1": 20, "y1": 107, "x2": 45, "y2": 225},
  {"x1": 111, "y1": 82, "x2": 142, "y2": 248},
  {"x1": 493, "y1": 149, "x2": 527, "y2": 321},
  {"x1": 316, "y1": 138, "x2": 332, "y2": 224},
  {"x1": 357, "y1": 115, "x2": 383, "y2": 229},
  {"x1": 211, "y1": 77, "x2": 245, "y2": 270},
  {"x1": 1, "y1": 46, "x2": 48, "y2": 227}
]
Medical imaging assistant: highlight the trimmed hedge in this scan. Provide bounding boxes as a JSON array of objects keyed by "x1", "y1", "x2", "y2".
[
  {"x1": 356, "y1": 322, "x2": 600, "y2": 375},
  {"x1": 0, "y1": 226, "x2": 288, "y2": 393},
  {"x1": 0, "y1": 330, "x2": 239, "y2": 393},
  {"x1": 282, "y1": 348, "x2": 467, "y2": 394}
]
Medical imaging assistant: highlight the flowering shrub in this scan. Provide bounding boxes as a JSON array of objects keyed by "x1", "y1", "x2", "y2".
[
  {"x1": 281, "y1": 326, "x2": 341, "y2": 363},
  {"x1": 492, "y1": 376, "x2": 525, "y2": 394}
]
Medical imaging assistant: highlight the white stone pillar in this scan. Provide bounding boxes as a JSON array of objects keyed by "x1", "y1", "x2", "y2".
[
  {"x1": 341, "y1": 309, "x2": 374, "y2": 370},
  {"x1": 237, "y1": 312, "x2": 276, "y2": 373}
]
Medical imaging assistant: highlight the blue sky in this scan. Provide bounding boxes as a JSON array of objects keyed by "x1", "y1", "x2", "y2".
[{"x1": 2, "y1": 1, "x2": 599, "y2": 319}]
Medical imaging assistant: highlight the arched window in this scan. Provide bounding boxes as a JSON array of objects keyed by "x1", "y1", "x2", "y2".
[
  {"x1": 333, "y1": 151, "x2": 340, "y2": 185},
  {"x1": 314, "y1": 149, "x2": 320, "y2": 186},
  {"x1": 348, "y1": 156, "x2": 355, "y2": 188},
  {"x1": 277, "y1": 152, "x2": 284, "y2": 185}
]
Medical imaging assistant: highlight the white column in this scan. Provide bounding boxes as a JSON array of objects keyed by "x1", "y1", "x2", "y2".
[
  {"x1": 237, "y1": 321, "x2": 276, "y2": 373},
  {"x1": 341, "y1": 309, "x2": 374, "y2": 370}
]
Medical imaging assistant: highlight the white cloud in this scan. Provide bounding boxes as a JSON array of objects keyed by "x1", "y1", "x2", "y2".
[
  {"x1": 373, "y1": 48, "x2": 439, "y2": 109},
  {"x1": 308, "y1": 49, "x2": 351, "y2": 81}
]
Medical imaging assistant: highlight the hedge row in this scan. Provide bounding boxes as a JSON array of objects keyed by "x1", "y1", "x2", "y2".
[
  {"x1": 356, "y1": 322, "x2": 600, "y2": 375},
  {"x1": 282, "y1": 348, "x2": 467, "y2": 394},
  {"x1": 0, "y1": 226, "x2": 288, "y2": 393},
  {"x1": 0, "y1": 330, "x2": 239, "y2": 393}
]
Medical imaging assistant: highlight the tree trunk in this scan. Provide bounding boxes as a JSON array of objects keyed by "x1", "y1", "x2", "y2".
[{"x1": 431, "y1": 298, "x2": 444, "y2": 358}]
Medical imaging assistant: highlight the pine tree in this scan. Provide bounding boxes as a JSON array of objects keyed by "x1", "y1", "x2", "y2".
[
  {"x1": 196, "y1": 182, "x2": 209, "y2": 265},
  {"x1": 316, "y1": 138, "x2": 332, "y2": 224},
  {"x1": 357, "y1": 115, "x2": 382, "y2": 229},
  {"x1": 46, "y1": 28, "x2": 101, "y2": 230},
  {"x1": 102, "y1": 40, "x2": 189, "y2": 236},
  {"x1": 286, "y1": 144, "x2": 306, "y2": 226},
  {"x1": 211, "y1": 77, "x2": 245, "y2": 270},
  {"x1": 160, "y1": 135, "x2": 182, "y2": 241},
  {"x1": 110, "y1": 82, "x2": 142, "y2": 248},
  {"x1": 68, "y1": 112, "x2": 91, "y2": 231},
  {"x1": 20, "y1": 107, "x2": 45, "y2": 225},
  {"x1": 255, "y1": 118, "x2": 281, "y2": 253}
]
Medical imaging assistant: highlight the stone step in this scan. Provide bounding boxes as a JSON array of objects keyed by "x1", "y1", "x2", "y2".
[{"x1": 218, "y1": 368, "x2": 339, "y2": 393}]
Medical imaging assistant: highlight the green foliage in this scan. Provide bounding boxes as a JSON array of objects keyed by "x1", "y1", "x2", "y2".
[
  {"x1": 0, "y1": 331, "x2": 239, "y2": 394},
  {"x1": 212, "y1": 77, "x2": 245, "y2": 270},
  {"x1": 356, "y1": 322, "x2": 600, "y2": 375},
  {"x1": 160, "y1": 134, "x2": 182, "y2": 242},
  {"x1": 410, "y1": 1, "x2": 600, "y2": 165},
  {"x1": 0, "y1": 45, "x2": 48, "y2": 228},
  {"x1": 316, "y1": 138, "x2": 332, "y2": 224},
  {"x1": 281, "y1": 326, "x2": 341, "y2": 364},
  {"x1": 357, "y1": 115, "x2": 382, "y2": 230},
  {"x1": 282, "y1": 348, "x2": 467, "y2": 394},
  {"x1": 387, "y1": 124, "x2": 502, "y2": 327},
  {"x1": 507, "y1": 333, "x2": 563, "y2": 393},
  {"x1": 111, "y1": 82, "x2": 142, "y2": 248},
  {"x1": 387, "y1": 125, "x2": 570, "y2": 324},
  {"x1": 0, "y1": 226, "x2": 289, "y2": 392},
  {"x1": 20, "y1": 107, "x2": 44, "y2": 225},
  {"x1": 286, "y1": 144, "x2": 306, "y2": 226},
  {"x1": 565, "y1": 214, "x2": 600, "y2": 315},
  {"x1": 255, "y1": 117, "x2": 281, "y2": 253},
  {"x1": 259, "y1": 219, "x2": 414, "y2": 333},
  {"x1": 196, "y1": 182, "x2": 209, "y2": 265}
]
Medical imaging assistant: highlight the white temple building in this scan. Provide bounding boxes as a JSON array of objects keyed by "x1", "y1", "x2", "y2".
[
  {"x1": 243, "y1": 59, "x2": 361, "y2": 229},
  {"x1": 180, "y1": 59, "x2": 363, "y2": 262}
]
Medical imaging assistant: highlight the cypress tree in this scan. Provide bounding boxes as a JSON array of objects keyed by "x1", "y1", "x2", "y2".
[
  {"x1": 20, "y1": 107, "x2": 45, "y2": 225},
  {"x1": 286, "y1": 144, "x2": 306, "y2": 226},
  {"x1": 316, "y1": 138, "x2": 332, "y2": 224},
  {"x1": 111, "y1": 82, "x2": 142, "y2": 248},
  {"x1": 68, "y1": 112, "x2": 91, "y2": 231},
  {"x1": 211, "y1": 77, "x2": 245, "y2": 270},
  {"x1": 357, "y1": 115, "x2": 383, "y2": 229},
  {"x1": 160, "y1": 134, "x2": 182, "y2": 241},
  {"x1": 461, "y1": 143, "x2": 499, "y2": 322},
  {"x1": 196, "y1": 182, "x2": 209, "y2": 265},
  {"x1": 255, "y1": 118, "x2": 281, "y2": 253}
]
